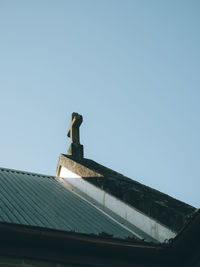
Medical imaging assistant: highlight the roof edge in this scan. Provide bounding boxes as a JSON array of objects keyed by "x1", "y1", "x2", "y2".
[
  {"x1": 56, "y1": 154, "x2": 103, "y2": 178},
  {"x1": 0, "y1": 167, "x2": 54, "y2": 179}
]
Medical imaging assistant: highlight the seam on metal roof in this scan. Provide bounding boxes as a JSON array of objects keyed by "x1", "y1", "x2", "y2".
[{"x1": 57, "y1": 177, "x2": 142, "y2": 239}]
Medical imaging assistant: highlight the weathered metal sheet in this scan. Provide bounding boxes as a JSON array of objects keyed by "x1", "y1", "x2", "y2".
[{"x1": 0, "y1": 168, "x2": 136, "y2": 239}]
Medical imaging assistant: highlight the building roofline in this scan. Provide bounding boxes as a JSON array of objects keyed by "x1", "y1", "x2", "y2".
[
  {"x1": 0, "y1": 222, "x2": 168, "y2": 266},
  {"x1": 0, "y1": 167, "x2": 54, "y2": 179},
  {"x1": 0, "y1": 212, "x2": 199, "y2": 266}
]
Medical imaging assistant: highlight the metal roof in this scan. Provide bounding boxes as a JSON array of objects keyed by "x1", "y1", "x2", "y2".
[{"x1": 0, "y1": 167, "x2": 137, "y2": 239}]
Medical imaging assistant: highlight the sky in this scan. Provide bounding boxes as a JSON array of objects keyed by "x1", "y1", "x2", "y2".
[{"x1": 0, "y1": 0, "x2": 199, "y2": 208}]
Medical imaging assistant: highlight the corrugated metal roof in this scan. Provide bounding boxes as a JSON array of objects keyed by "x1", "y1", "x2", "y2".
[{"x1": 0, "y1": 167, "x2": 136, "y2": 239}]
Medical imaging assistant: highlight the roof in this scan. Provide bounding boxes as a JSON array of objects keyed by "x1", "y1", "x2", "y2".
[
  {"x1": 0, "y1": 210, "x2": 200, "y2": 266},
  {"x1": 57, "y1": 154, "x2": 196, "y2": 232},
  {"x1": 0, "y1": 162, "x2": 199, "y2": 265},
  {"x1": 0, "y1": 167, "x2": 142, "y2": 239}
]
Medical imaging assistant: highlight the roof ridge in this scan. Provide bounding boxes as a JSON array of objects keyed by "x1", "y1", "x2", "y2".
[
  {"x1": 0, "y1": 167, "x2": 54, "y2": 179},
  {"x1": 81, "y1": 158, "x2": 194, "y2": 207}
]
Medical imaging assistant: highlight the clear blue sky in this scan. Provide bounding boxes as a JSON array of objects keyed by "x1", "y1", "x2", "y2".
[{"x1": 0, "y1": 0, "x2": 199, "y2": 208}]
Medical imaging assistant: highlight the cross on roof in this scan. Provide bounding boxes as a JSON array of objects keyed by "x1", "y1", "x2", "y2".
[
  {"x1": 67, "y1": 112, "x2": 83, "y2": 144},
  {"x1": 67, "y1": 112, "x2": 84, "y2": 159}
]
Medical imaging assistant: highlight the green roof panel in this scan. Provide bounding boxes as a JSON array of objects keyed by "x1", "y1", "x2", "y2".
[{"x1": 0, "y1": 167, "x2": 137, "y2": 239}]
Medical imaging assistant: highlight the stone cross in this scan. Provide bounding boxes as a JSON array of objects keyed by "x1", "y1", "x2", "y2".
[{"x1": 67, "y1": 112, "x2": 84, "y2": 159}]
